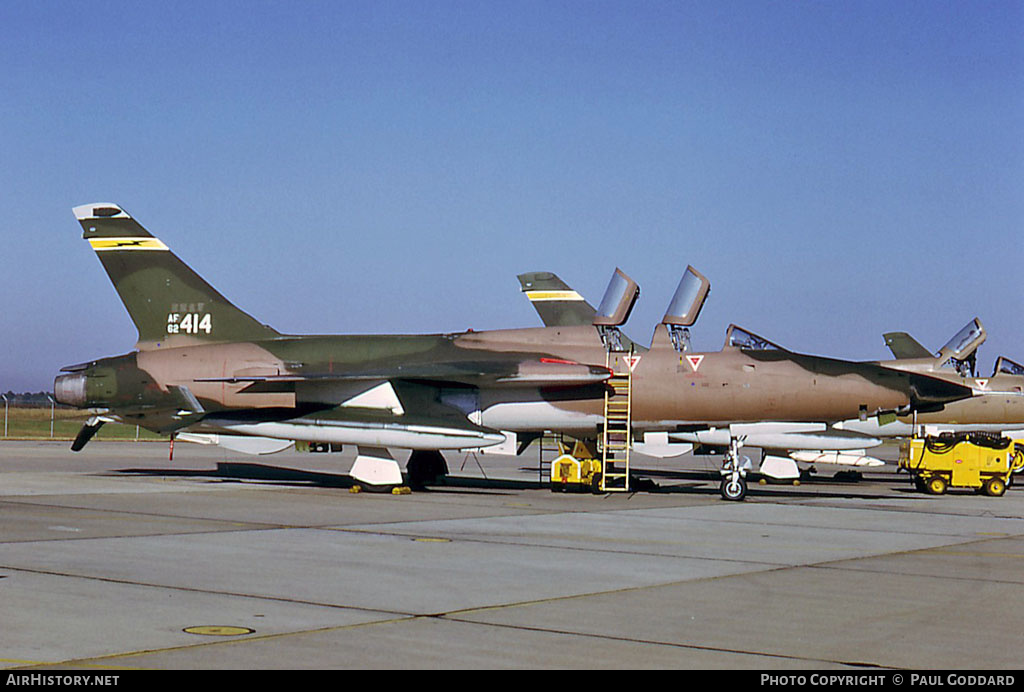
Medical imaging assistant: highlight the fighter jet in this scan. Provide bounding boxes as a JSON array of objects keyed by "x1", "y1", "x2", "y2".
[
  {"x1": 518, "y1": 267, "x2": 892, "y2": 475},
  {"x1": 833, "y1": 320, "x2": 1024, "y2": 439},
  {"x1": 55, "y1": 203, "x2": 973, "y2": 500}
]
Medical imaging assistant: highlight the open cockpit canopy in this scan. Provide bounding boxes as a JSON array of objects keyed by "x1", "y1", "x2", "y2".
[
  {"x1": 725, "y1": 325, "x2": 785, "y2": 352},
  {"x1": 592, "y1": 268, "x2": 640, "y2": 328},
  {"x1": 662, "y1": 266, "x2": 711, "y2": 327},
  {"x1": 995, "y1": 356, "x2": 1024, "y2": 377},
  {"x1": 937, "y1": 318, "x2": 985, "y2": 363},
  {"x1": 936, "y1": 318, "x2": 985, "y2": 377}
]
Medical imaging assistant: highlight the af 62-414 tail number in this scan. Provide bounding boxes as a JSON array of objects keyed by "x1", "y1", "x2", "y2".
[{"x1": 167, "y1": 312, "x2": 212, "y2": 335}]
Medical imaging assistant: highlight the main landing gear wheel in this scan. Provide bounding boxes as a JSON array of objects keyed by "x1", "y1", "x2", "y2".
[
  {"x1": 406, "y1": 450, "x2": 449, "y2": 488},
  {"x1": 720, "y1": 476, "x2": 747, "y2": 501}
]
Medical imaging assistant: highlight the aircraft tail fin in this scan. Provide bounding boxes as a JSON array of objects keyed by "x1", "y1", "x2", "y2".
[
  {"x1": 882, "y1": 332, "x2": 933, "y2": 359},
  {"x1": 517, "y1": 272, "x2": 597, "y2": 327},
  {"x1": 74, "y1": 203, "x2": 280, "y2": 350}
]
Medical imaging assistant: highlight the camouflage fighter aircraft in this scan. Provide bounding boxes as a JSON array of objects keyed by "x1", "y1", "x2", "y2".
[
  {"x1": 55, "y1": 203, "x2": 973, "y2": 500},
  {"x1": 833, "y1": 319, "x2": 1024, "y2": 439},
  {"x1": 518, "y1": 267, "x2": 896, "y2": 475}
]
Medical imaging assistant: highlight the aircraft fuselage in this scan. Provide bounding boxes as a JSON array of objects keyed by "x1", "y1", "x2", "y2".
[{"x1": 56, "y1": 324, "x2": 956, "y2": 440}]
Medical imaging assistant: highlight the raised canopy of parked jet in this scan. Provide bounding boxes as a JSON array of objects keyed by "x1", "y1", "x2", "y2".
[
  {"x1": 833, "y1": 319, "x2": 1024, "y2": 439},
  {"x1": 55, "y1": 203, "x2": 973, "y2": 499}
]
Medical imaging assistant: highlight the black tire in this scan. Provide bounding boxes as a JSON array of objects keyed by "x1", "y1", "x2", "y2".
[
  {"x1": 720, "y1": 476, "x2": 746, "y2": 501},
  {"x1": 590, "y1": 473, "x2": 603, "y2": 494},
  {"x1": 406, "y1": 450, "x2": 449, "y2": 488}
]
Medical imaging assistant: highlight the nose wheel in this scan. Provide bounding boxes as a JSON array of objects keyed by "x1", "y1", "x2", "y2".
[
  {"x1": 720, "y1": 437, "x2": 751, "y2": 501},
  {"x1": 720, "y1": 476, "x2": 747, "y2": 501}
]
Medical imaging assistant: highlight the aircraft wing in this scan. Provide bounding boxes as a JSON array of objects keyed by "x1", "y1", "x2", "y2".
[
  {"x1": 183, "y1": 357, "x2": 613, "y2": 456},
  {"x1": 194, "y1": 357, "x2": 611, "y2": 390}
]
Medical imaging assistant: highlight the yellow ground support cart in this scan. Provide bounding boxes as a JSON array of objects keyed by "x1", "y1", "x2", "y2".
[
  {"x1": 899, "y1": 432, "x2": 1024, "y2": 496},
  {"x1": 550, "y1": 440, "x2": 604, "y2": 493}
]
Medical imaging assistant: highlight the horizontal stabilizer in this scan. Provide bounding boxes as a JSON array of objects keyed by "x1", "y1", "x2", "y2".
[{"x1": 71, "y1": 417, "x2": 108, "y2": 452}]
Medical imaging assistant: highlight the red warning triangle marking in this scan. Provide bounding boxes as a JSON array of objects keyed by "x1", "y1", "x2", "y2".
[
  {"x1": 625, "y1": 355, "x2": 642, "y2": 372},
  {"x1": 976, "y1": 379, "x2": 989, "y2": 389},
  {"x1": 686, "y1": 355, "x2": 705, "y2": 372}
]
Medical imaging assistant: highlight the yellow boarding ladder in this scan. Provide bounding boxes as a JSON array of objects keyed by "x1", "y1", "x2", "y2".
[{"x1": 601, "y1": 351, "x2": 632, "y2": 492}]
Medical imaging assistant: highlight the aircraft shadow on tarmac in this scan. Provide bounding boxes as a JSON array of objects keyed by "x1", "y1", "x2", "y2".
[
  {"x1": 116, "y1": 463, "x2": 358, "y2": 489},
  {"x1": 109, "y1": 462, "x2": 942, "y2": 501},
  {"x1": 115, "y1": 462, "x2": 539, "y2": 495}
]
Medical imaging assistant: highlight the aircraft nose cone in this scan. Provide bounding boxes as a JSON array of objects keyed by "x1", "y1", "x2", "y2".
[{"x1": 54, "y1": 373, "x2": 87, "y2": 407}]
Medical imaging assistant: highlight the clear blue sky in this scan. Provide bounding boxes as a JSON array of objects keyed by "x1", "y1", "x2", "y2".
[{"x1": 2, "y1": 1, "x2": 1021, "y2": 391}]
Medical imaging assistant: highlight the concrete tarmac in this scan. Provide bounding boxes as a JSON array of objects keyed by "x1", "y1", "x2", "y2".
[{"x1": 1, "y1": 440, "x2": 1021, "y2": 670}]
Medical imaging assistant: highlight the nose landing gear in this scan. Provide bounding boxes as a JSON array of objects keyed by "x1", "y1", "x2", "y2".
[{"x1": 720, "y1": 437, "x2": 752, "y2": 501}]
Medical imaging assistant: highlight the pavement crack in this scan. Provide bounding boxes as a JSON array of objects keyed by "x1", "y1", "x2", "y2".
[{"x1": 437, "y1": 614, "x2": 896, "y2": 670}]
